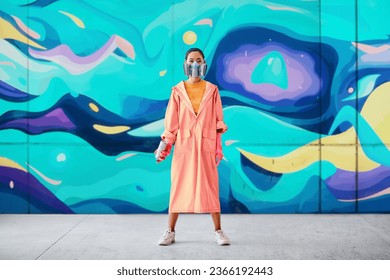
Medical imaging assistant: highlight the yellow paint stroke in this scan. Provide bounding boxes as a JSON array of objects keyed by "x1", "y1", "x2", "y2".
[
  {"x1": 352, "y1": 42, "x2": 390, "y2": 54},
  {"x1": 194, "y1": 18, "x2": 213, "y2": 27},
  {"x1": 26, "y1": 163, "x2": 62, "y2": 185},
  {"x1": 93, "y1": 124, "x2": 131, "y2": 134},
  {"x1": 0, "y1": 17, "x2": 46, "y2": 49},
  {"x1": 89, "y1": 102, "x2": 99, "y2": 112},
  {"x1": 183, "y1": 31, "x2": 197, "y2": 45},
  {"x1": 59, "y1": 11, "x2": 85, "y2": 28},
  {"x1": 266, "y1": 5, "x2": 304, "y2": 14},
  {"x1": 0, "y1": 61, "x2": 16, "y2": 68},
  {"x1": 0, "y1": 157, "x2": 27, "y2": 172},
  {"x1": 238, "y1": 82, "x2": 390, "y2": 173},
  {"x1": 116, "y1": 153, "x2": 137, "y2": 161},
  {"x1": 340, "y1": 186, "x2": 390, "y2": 202},
  {"x1": 225, "y1": 140, "x2": 239, "y2": 146},
  {"x1": 11, "y1": 15, "x2": 41, "y2": 39},
  {"x1": 114, "y1": 35, "x2": 136, "y2": 60},
  {"x1": 159, "y1": 70, "x2": 167, "y2": 76}
]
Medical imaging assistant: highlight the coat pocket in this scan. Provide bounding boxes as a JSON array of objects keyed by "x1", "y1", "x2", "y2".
[
  {"x1": 174, "y1": 129, "x2": 191, "y2": 157},
  {"x1": 202, "y1": 129, "x2": 216, "y2": 152}
]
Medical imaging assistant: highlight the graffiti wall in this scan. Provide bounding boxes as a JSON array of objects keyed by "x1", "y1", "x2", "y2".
[{"x1": 1, "y1": 0, "x2": 390, "y2": 214}]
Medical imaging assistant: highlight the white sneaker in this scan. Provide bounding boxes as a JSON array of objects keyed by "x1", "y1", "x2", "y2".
[
  {"x1": 214, "y1": 230, "x2": 231, "y2": 245},
  {"x1": 158, "y1": 229, "x2": 175, "y2": 246}
]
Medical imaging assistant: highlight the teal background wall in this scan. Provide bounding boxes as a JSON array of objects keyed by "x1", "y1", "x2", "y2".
[{"x1": 1, "y1": 0, "x2": 390, "y2": 213}]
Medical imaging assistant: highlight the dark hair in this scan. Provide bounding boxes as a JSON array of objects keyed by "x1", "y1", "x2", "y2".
[{"x1": 185, "y1": 48, "x2": 205, "y2": 59}]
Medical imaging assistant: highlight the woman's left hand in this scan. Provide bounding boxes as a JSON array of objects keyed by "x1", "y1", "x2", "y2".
[
  {"x1": 216, "y1": 153, "x2": 223, "y2": 166},
  {"x1": 216, "y1": 133, "x2": 223, "y2": 166}
]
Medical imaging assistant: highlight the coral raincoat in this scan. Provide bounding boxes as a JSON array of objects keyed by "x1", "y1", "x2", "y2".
[{"x1": 162, "y1": 81, "x2": 227, "y2": 213}]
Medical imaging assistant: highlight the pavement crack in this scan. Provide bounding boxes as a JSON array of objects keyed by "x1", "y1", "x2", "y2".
[{"x1": 35, "y1": 215, "x2": 89, "y2": 260}]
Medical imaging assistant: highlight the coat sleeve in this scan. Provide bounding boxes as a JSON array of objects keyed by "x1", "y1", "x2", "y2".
[
  {"x1": 215, "y1": 87, "x2": 228, "y2": 134},
  {"x1": 161, "y1": 89, "x2": 179, "y2": 144}
]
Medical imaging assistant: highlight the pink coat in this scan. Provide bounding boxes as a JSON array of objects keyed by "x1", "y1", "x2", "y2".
[{"x1": 162, "y1": 81, "x2": 227, "y2": 213}]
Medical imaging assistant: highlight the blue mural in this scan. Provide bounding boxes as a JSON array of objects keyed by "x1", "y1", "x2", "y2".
[{"x1": 1, "y1": 0, "x2": 390, "y2": 213}]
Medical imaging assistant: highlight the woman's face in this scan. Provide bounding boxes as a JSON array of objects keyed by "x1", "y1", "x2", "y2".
[{"x1": 185, "y1": 51, "x2": 205, "y2": 65}]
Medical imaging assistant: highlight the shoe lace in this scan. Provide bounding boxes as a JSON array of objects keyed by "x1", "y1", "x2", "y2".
[
  {"x1": 217, "y1": 230, "x2": 227, "y2": 239},
  {"x1": 163, "y1": 229, "x2": 173, "y2": 238}
]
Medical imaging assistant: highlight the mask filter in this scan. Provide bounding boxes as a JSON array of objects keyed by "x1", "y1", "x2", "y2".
[{"x1": 183, "y1": 62, "x2": 207, "y2": 77}]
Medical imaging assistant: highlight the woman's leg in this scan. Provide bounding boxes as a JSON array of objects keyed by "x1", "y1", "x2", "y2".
[
  {"x1": 210, "y1": 212, "x2": 221, "y2": 231},
  {"x1": 211, "y1": 212, "x2": 230, "y2": 245},
  {"x1": 168, "y1": 213, "x2": 179, "y2": 231}
]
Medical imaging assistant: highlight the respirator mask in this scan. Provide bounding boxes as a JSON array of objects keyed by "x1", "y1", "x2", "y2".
[{"x1": 183, "y1": 61, "x2": 207, "y2": 77}]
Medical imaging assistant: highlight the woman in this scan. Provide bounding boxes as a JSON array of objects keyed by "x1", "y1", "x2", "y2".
[{"x1": 156, "y1": 48, "x2": 230, "y2": 246}]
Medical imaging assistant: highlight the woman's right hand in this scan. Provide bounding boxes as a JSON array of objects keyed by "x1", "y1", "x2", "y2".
[
  {"x1": 155, "y1": 141, "x2": 172, "y2": 163},
  {"x1": 156, "y1": 149, "x2": 170, "y2": 162}
]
